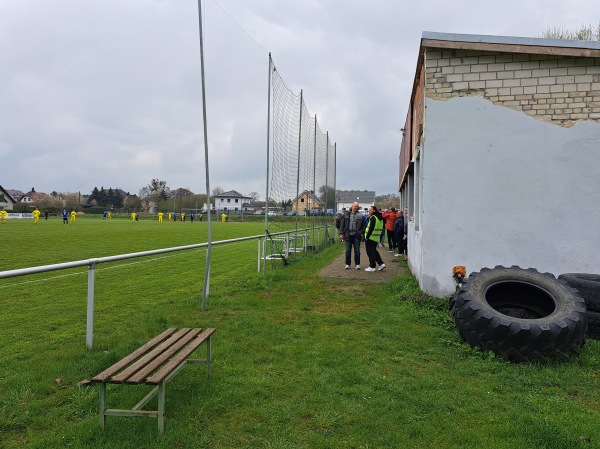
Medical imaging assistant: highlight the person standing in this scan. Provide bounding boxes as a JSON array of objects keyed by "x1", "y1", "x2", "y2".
[
  {"x1": 62, "y1": 209, "x2": 69, "y2": 224},
  {"x1": 131, "y1": 211, "x2": 137, "y2": 222},
  {"x1": 403, "y1": 207, "x2": 409, "y2": 261},
  {"x1": 158, "y1": 211, "x2": 164, "y2": 223},
  {"x1": 339, "y1": 202, "x2": 365, "y2": 269},
  {"x1": 382, "y1": 207, "x2": 398, "y2": 252},
  {"x1": 394, "y1": 210, "x2": 405, "y2": 258},
  {"x1": 190, "y1": 213, "x2": 195, "y2": 223},
  {"x1": 103, "y1": 210, "x2": 108, "y2": 220},
  {"x1": 107, "y1": 211, "x2": 112, "y2": 219},
  {"x1": 335, "y1": 212, "x2": 343, "y2": 241},
  {"x1": 70, "y1": 210, "x2": 77, "y2": 222},
  {"x1": 364, "y1": 205, "x2": 385, "y2": 272},
  {"x1": 44, "y1": 210, "x2": 49, "y2": 220},
  {"x1": 221, "y1": 212, "x2": 227, "y2": 223},
  {"x1": 32, "y1": 207, "x2": 41, "y2": 224},
  {"x1": 0, "y1": 209, "x2": 7, "y2": 224}
]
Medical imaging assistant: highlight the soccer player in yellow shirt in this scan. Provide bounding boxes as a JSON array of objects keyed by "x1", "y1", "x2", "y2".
[
  {"x1": 158, "y1": 212, "x2": 164, "y2": 223},
  {"x1": 33, "y1": 208, "x2": 41, "y2": 224}
]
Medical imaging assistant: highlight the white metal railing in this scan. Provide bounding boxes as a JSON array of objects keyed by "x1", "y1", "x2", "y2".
[{"x1": 0, "y1": 226, "x2": 329, "y2": 349}]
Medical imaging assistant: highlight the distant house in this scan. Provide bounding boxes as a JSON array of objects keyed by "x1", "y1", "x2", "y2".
[
  {"x1": 291, "y1": 190, "x2": 325, "y2": 213},
  {"x1": 213, "y1": 190, "x2": 253, "y2": 214},
  {"x1": 20, "y1": 189, "x2": 50, "y2": 205},
  {"x1": 336, "y1": 190, "x2": 375, "y2": 213},
  {"x1": 6, "y1": 189, "x2": 24, "y2": 203},
  {"x1": 398, "y1": 31, "x2": 600, "y2": 297},
  {"x1": 0, "y1": 185, "x2": 17, "y2": 211}
]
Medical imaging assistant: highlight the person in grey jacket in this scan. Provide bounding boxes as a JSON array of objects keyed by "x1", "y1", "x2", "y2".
[{"x1": 339, "y1": 202, "x2": 366, "y2": 269}]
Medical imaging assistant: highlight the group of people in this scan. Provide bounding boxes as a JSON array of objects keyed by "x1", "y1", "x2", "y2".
[{"x1": 336, "y1": 202, "x2": 409, "y2": 272}]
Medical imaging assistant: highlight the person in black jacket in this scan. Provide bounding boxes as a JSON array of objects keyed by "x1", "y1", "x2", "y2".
[
  {"x1": 339, "y1": 202, "x2": 365, "y2": 269},
  {"x1": 394, "y1": 211, "x2": 405, "y2": 258},
  {"x1": 364, "y1": 205, "x2": 385, "y2": 272}
]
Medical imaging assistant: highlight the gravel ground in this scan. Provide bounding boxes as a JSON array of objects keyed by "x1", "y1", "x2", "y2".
[{"x1": 319, "y1": 242, "x2": 408, "y2": 283}]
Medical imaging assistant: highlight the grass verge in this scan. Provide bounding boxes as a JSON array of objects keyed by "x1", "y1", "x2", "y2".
[{"x1": 1, "y1": 218, "x2": 600, "y2": 448}]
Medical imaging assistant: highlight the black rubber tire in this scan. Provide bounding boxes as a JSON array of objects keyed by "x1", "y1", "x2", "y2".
[
  {"x1": 450, "y1": 266, "x2": 587, "y2": 362},
  {"x1": 558, "y1": 273, "x2": 600, "y2": 312},
  {"x1": 586, "y1": 310, "x2": 600, "y2": 339}
]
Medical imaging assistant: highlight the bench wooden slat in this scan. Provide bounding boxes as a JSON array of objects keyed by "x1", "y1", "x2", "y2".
[
  {"x1": 91, "y1": 328, "x2": 179, "y2": 383},
  {"x1": 112, "y1": 328, "x2": 201, "y2": 384},
  {"x1": 146, "y1": 328, "x2": 216, "y2": 385}
]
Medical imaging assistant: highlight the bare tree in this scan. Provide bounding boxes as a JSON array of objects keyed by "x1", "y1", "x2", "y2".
[
  {"x1": 248, "y1": 191, "x2": 260, "y2": 202},
  {"x1": 541, "y1": 23, "x2": 600, "y2": 41},
  {"x1": 211, "y1": 186, "x2": 225, "y2": 196}
]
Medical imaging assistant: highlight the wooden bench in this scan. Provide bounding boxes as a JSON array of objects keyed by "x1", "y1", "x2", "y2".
[{"x1": 91, "y1": 327, "x2": 216, "y2": 434}]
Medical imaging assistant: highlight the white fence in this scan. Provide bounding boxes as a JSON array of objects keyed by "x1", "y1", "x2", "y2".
[{"x1": 0, "y1": 227, "x2": 329, "y2": 349}]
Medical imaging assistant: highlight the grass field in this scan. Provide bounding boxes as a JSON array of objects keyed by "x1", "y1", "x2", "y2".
[{"x1": 2, "y1": 216, "x2": 600, "y2": 448}]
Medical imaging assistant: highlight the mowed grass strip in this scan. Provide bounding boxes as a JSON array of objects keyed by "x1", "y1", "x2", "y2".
[{"x1": 2, "y1": 216, "x2": 600, "y2": 448}]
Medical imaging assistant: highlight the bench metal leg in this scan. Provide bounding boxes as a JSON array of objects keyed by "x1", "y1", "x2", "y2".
[
  {"x1": 157, "y1": 382, "x2": 166, "y2": 434},
  {"x1": 99, "y1": 383, "x2": 106, "y2": 430},
  {"x1": 206, "y1": 337, "x2": 212, "y2": 377}
]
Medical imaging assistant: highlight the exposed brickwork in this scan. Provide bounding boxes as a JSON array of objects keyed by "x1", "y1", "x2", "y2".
[{"x1": 425, "y1": 48, "x2": 600, "y2": 127}]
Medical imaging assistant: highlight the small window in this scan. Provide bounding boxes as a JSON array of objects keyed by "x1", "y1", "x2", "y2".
[
  {"x1": 227, "y1": 199, "x2": 230, "y2": 203},
  {"x1": 235, "y1": 199, "x2": 238, "y2": 203},
  {"x1": 301, "y1": 198, "x2": 305, "y2": 203}
]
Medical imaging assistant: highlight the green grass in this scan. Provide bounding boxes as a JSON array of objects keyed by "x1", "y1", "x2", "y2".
[{"x1": 2, "y1": 217, "x2": 600, "y2": 448}]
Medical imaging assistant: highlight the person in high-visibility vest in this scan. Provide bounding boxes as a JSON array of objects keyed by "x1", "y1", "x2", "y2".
[
  {"x1": 364, "y1": 205, "x2": 385, "y2": 272},
  {"x1": 32, "y1": 207, "x2": 41, "y2": 224}
]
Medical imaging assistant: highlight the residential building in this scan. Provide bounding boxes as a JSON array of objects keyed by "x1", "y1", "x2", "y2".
[
  {"x1": 399, "y1": 32, "x2": 600, "y2": 296},
  {"x1": 213, "y1": 190, "x2": 253, "y2": 214},
  {"x1": 336, "y1": 190, "x2": 375, "y2": 213}
]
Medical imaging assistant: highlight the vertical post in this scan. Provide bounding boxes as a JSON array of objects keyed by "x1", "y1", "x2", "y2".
[
  {"x1": 86, "y1": 261, "x2": 96, "y2": 349},
  {"x1": 264, "y1": 54, "x2": 273, "y2": 274},
  {"x1": 294, "y1": 90, "x2": 303, "y2": 259},
  {"x1": 157, "y1": 382, "x2": 166, "y2": 434},
  {"x1": 257, "y1": 238, "x2": 262, "y2": 272},
  {"x1": 198, "y1": 0, "x2": 212, "y2": 310},
  {"x1": 206, "y1": 336, "x2": 212, "y2": 377},
  {"x1": 324, "y1": 133, "x2": 330, "y2": 244},
  {"x1": 99, "y1": 383, "x2": 106, "y2": 429},
  {"x1": 312, "y1": 115, "x2": 317, "y2": 252}
]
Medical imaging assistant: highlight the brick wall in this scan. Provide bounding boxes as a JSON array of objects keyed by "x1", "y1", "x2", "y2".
[{"x1": 425, "y1": 48, "x2": 600, "y2": 127}]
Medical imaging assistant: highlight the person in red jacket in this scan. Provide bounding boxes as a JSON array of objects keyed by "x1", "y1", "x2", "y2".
[{"x1": 381, "y1": 207, "x2": 398, "y2": 252}]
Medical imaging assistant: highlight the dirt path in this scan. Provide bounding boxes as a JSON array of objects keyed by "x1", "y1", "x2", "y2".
[{"x1": 319, "y1": 242, "x2": 407, "y2": 283}]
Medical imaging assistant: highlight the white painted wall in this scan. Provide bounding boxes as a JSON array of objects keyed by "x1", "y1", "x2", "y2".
[{"x1": 414, "y1": 96, "x2": 600, "y2": 296}]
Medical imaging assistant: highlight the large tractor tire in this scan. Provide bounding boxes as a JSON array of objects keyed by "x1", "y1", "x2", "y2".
[
  {"x1": 586, "y1": 310, "x2": 600, "y2": 339},
  {"x1": 558, "y1": 273, "x2": 600, "y2": 312},
  {"x1": 449, "y1": 266, "x2": 587, "y2": 362}
]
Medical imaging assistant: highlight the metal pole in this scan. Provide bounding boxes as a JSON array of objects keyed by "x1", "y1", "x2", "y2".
[
  {"x1": 324, "y1": 132, "x2": 329, "y2": 243},
  {"x1": 264, "y1": 54, "x2": 273, "y2": 273},
  {"x1": 198, "y1": 0, "x2": 212, "y2": 310},
  {"x1": 312, "y1": 115, "x2": 317, "y2": 252},
  {"x1": 86, "y1": 261, "x2": 96, "y2": 349},
  {"x1": 294, "y1": 90, "x2": 303, "y2": 259}
]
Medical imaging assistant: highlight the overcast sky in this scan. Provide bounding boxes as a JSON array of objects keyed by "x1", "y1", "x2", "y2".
[{"x1": 0, "y1": 0, "x2": 596, "y2": 199}]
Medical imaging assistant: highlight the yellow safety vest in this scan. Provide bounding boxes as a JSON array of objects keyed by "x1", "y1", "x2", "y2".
[{"x1": 365, "y1": 215, "x2": 384, "y2": 242}]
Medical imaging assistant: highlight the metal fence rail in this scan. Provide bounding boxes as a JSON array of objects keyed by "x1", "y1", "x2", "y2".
[{"x1": 0, "y1": 227, "x2": 330, "y2": 349}]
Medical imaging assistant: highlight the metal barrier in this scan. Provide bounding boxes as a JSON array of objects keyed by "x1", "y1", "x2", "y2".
[{"x1": 0, "y1": 227, "x2": 328, "y2": 349}]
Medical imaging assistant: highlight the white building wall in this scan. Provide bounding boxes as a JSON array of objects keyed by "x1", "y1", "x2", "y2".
[{"x1": 415, "y1": 95, "x2": 600, "y2": 296}]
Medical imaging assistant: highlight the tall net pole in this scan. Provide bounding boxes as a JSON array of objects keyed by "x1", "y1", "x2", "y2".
[
  {"x1": 198, "y1": 0, "x2": 212, "y2": 310},
  {"x1": 263, "y1": 54, "x2": 273, "y2": 273}
]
